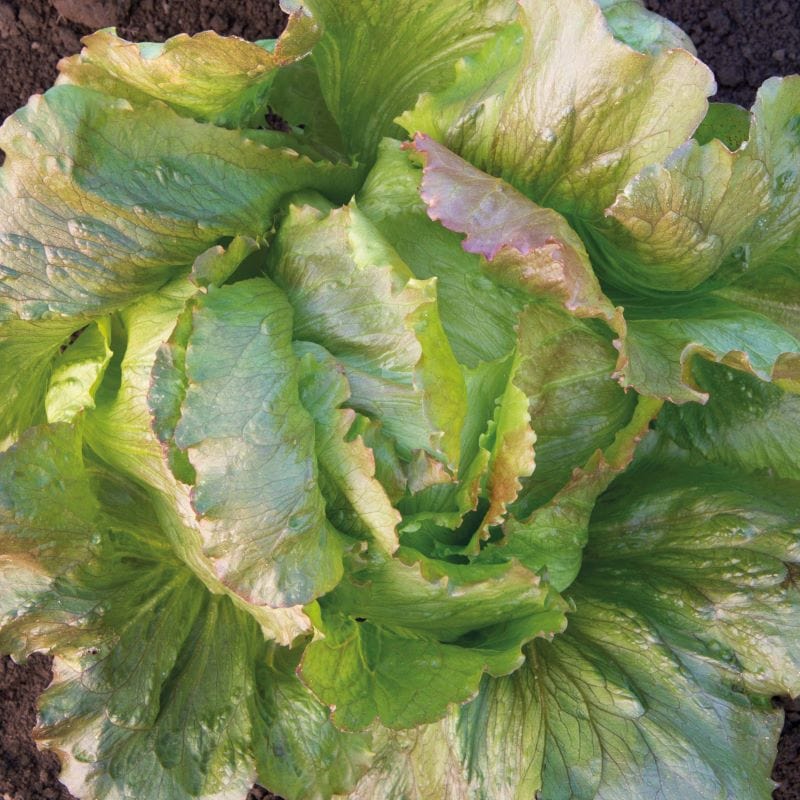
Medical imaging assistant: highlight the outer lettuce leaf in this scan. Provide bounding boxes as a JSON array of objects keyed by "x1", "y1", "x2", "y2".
[
  {"x1": 659, "y1": 360, "x2": 800, "y2": 480},
  {"x1": 56, "y1": 12, "x2": 319, "y2": 127},
  {"x1": 0, "y1": 423, "x2": 369, "y2": 800},
  {"x1": 581, "y1": 456, "x2": 800, "y2": 696},
  {"x1": 605, "y1": 77, "x2": 800, "y2": 291},
  {"x1": 400, "y1": 0, "x2": 713, "y2": 219},
  {"x1": 595, "y1": 78, "x2": 800, "y2": 399},
  {"x1": 694, "y1": 102, "x2": 751, "y2": 150},
  {"x1": 716, "y1": 257, "x2": 800, "y2": 341},
  {"x1": 0, "y1": 84, "x2": 353, "y2": 441},
  {"x1": 267, "y1": 197, "x2": 466, "y2": 467},
  {"x1": 300, "y1": 548, "x2": 567, "y2": 730},
  {"x1": 87, "y1": 279, "x2": 311, "y2": 644},
  {"x1": 618, "y1": 295, "x2": 800, "y2": 402},
  {"x1": 332, "y1": 720, "x2": 469, "y2": 800},
  {"x1": 163, "y1": 279, "x2": 347, "y2": 608},
  {"x1": 43, "y1": 565, "x2": 366, "y2": 800},
  {"x1": 279, "y1": 0, "x2": 517, "y2": 164},
  {"x1": 346, "y1": 457, "x2": 800, "y2": 799},
  {"x1": 0, "y1": 424, "x2": 97, "y2": 614},
  {"x1": 597, "y1": 0, "x2": 696, "y2": 55},
  {"x1": 255, "y1": 646, "x2": 373, "y2": 800},
  {"x1": 604, "y1": 137, "x2": 772, "y2": 290},
  {"x1": 0, "y1": 85, "x2": 353, "y2": 322}
]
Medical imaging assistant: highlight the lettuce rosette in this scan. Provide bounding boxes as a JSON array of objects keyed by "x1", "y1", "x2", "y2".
[{"x1": 1, "y1": 1, "x2": 799, "y2": 798}]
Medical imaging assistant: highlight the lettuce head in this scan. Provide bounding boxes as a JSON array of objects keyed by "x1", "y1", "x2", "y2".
[{"x1": 1, "y1": 1, "x2": 799, "y2": 798}]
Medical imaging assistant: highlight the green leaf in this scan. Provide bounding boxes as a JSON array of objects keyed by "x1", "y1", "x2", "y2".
[
  {"x1": 659, "y1": 360, "x2": 800, "y2": 479},
  {"x1": 0, "y1": 83, "x2": 356, "y2": 444},
  {"x1": 458, "y1": 355, "x2": 516, "y2": 478},
  {"x1": 0, "y1": 85, "x2": 354, "y2": 323},
  {"x1": 256, "y1": 646, "x2": 373, "y2": 800},
  {"x1": 604, "y1": 137, "x2": 772, "y2": 290},
  {"x1": 393, "y1": 346, "x2": 541, "y2": 560},
  {"x1": 300, "y1": 551, "x2": 567, "y2": 730},
  {"x1": 394, "y1": 353, "x2": 524, "y2": 558},
  {"x1": 409, "y1": 134, "x2": 621, "y2": 328},
  {"x1": 579, "y1": 460, "x2": 800, "y2": 697},
  {"x1": 56, "y1": 12, "x2": 320, "y2": 127},
  {"x1": 351, "y1": 460, "x2": 800, "y2": 799},
  {"x1": 82, "y1": 280, "x2": 311, "y2": 645},
  {"x1": 85, "y1": 276, "x2": 197, "y2": 490},
  {"x1": 40, "y1": 592, "x2": 260, "y2": 800},
  {"x1": 619, "y1": 295, "x2": 800, "y2": 402},
  {"x1": 147, "y1": 295, "x2": 198, "y2": 485},
  {"x1": 45, "y1": 321, "x2": 112, "y2": 423},
  {"x1": 0, "y1": 424, "x2": 96, "y2": 590},
  {"x1": 400, "y1": 0, "x2": 713, "y2": 219},
  {"x1": 190, "y1": 236, "x2": 259, "y2": 289},
  {"x1": 0, "y1": 425, "x2": 357, "y2": 800},
  {"x1": 38, "y1": 573, "x2": 271, "y2": 800},
  {"x1": 267, "y1": 53, "x2": 347, "y2": 156},
  {"x1": 694, "y1": 102, "x2": 750, "y2": 150},
  {"x1": 165, "y1": 279, "x2": 347, "y2": 608},
  {"x1": 597, "y1": 0, "x2": 696, "y2": 55},
  {"x1": 512, "y1": 303, "x2": 636, "y2": 515},
  {"x1": 474, "y1": 354, "x2": 535, "y2": 533},
  {"x1": 605, "y1": 76, "x2": 800, "y2": 291},
  {"x1": 321, "y1": 547, "x2": 566, "y2": 643},
  {"x1": 716, "y1": 257, "x2": 800, "y2": 341},
  {"x1": 358, "y1": 139, "x2": 527, "y2": 367},
  {"x1": 331, "y1": 720, "x2": 469, "y2": 800},
  {"x1": 302, "y1": 613, "x2": 514, "y2": 731},
  {"x1": 502, "y1": 395, "x2": 662, "y2": 591},
  {"x1": 281, "y1": 0, "x2": 517, "y2": 165},
  {"x1": 295, "y1": 341, "x2": 401, "y2": 555},
  {"x1": 267, "y1": 197, "x2": 467, "y2": 467},
  {"x1": 0, "y1": 318, "x2": 78, "y2": 443}
]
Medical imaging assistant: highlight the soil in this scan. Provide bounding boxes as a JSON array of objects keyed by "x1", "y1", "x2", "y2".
[
  {"x1": 0, "y1": 652, "x2": 285, "y2": 800},
  {"x1": 644, "y1": 0, "x2": 800, "y2": 106},
  {"x1": 0, "y1": 0, "x2": 287, "y2": 119},
  {"x1": 0, "y1": 0, "x2": 798, "y2": 799},
  {"x1": 776, "y1": 698, "x2": 800, "y2": 800}
]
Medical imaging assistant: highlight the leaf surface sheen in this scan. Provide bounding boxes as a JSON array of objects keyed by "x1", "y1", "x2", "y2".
[
  {"x1": 171, "y1": 278, "x2": 347, "y2": 608},
  {"x1": 342, "y1": 458, "x2": 800, "y2": 800},
  {"x1": 267, "y1": 197, "x2": 467, "y2": 468},
  {"x1": 400, "y1": 0, "x2": 713, "y2": 219},
  {"x1": 0, "y1": 2, "x2": 798, "y2": 799},
  {"x1": 57, "y1": 12, "x2": 320, "y2": 127},
  {"x1": 281, "y1": 0, "x2": 518, "y2": 165}
]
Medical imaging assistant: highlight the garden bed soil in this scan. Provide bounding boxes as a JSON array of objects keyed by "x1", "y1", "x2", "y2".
[{"x1": 0, "y1": 0, "x2": 798, "y2": 798}]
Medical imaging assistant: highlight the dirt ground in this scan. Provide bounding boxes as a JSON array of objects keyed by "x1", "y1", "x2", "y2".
[
  {"x1": 0, "y1": 1, "x2": 798, "y2": 799},
  {"x1": 646, "y1": 0, "x2": 799, "y2": 105}
]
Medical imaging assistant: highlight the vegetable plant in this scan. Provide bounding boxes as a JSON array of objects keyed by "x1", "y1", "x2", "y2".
[{"x1": 1, "y1": 0, "x2": 799, "y2": 798}]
